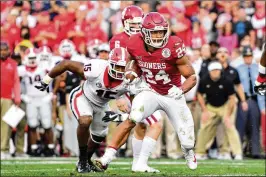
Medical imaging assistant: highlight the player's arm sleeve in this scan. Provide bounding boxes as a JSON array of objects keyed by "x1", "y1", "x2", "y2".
[
  {"x1": 48, "y1": 60, "x2": 85, "y2": 79},
  {"x1": 83, "y1": 60, "x2": 102, "y2": 81}
]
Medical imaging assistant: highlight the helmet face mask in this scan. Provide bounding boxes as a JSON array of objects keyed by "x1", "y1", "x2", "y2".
[
  {"x1": 122, "y1": 5, "x2": 144, "y2": 36},
  {"x1": 141, "y1": 12, "x2": 170, "y2": 48},
  {"x1": 24, "y1": 48, "x2": 39, "y2": 67},
  {"x1": 124, "y1": 17, "x2": 142, "y2": 35},
  {"x1": 108, "y1": 47, "x2": 128, "y2": 80},
  {"x1": 59, "y1": 39, "x2": 76, "y2": 59}
]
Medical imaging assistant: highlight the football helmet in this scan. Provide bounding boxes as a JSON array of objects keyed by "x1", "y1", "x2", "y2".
[
  {"x1": 141, "y1": 12, "x2": 170, "y2": 48},
  {"x1": 24, "y1": 48, "x2": 39, "y2": 67},
  {"x1": 108, "y1": 47, "x2": 128, "y2": 80},
  {"x1": 87, "y1": 39, "x2": 103, "y2": 59},
  {"x1": 59, "y1": 39, "x2": 76, "y2": 59},
  {"x1": 38, "y1": 46, "x2": 52, "y2": 62},
  {"x1": 122, "y1": 5, "x2": 144, "y2": 36}
]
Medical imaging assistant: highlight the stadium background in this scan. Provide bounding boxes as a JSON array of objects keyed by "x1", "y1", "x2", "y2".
[{"x1": 0, "y1": 0, "x2": 265, "y2": 176}]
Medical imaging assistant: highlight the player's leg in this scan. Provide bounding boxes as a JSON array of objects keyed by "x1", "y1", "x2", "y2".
[
  {"x1": 39, "y1": 101, "x2": 55, "y2": 156},
  {"x1": 96, "y1": 91, "x2": 160, "y2": 170},
  {"x1": 131, "y1": 123, "x2": 146, "y2": 169},
  {"x1": 26, "y1": 102, "x2": 40, "y2": 156},
  {"x1": 87, "y1": 110, "x2": 108, "y2": 172},
  {"x1": 162, "y1": 96, "x2": 197, "y2": 170},
  {"x1": 69, "y1": 86, "x2": 93, "y2": 173},
  {"x1": 132, "y1": 111, "x2": 163, "y2": 173}
]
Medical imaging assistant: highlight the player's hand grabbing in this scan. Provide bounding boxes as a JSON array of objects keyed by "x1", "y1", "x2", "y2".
[
  {"x1": 34, "y1": 81, "x2": 49, "y2": 91},
  {"x1": 254, "y1": 80, "x2": 266, "y2": 95},
  {"x1": 102, "y1": 111, "x2": 122, "y2": 122},
  {"x1": 34, "y1": 74, "x2": 53, "y2": 92},
  {"x1": 168, "y1": 84, "x2": 184, "y2": 100}
]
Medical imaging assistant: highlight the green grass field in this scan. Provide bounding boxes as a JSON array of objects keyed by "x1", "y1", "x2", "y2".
[{"x1": 1, "y1": 157, "x2": 265, "y2": 176}]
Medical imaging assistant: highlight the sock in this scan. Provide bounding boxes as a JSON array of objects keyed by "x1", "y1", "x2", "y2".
[
  {"x1": 137, "y1": 136, "x2": 156, "y2": 166},
  {"x1": 132, "y1": 136, "x2": 143, "y2": 167},
  {"x1": 101, "y1": 147, "x2": 117, "y2": 166},
  {"x1": 48, "y1": 144, "x2": 55, "y2": 149},
  {"x1": 79, "y1": 145, "x2": 88, "y2": 161},
  {"x1": 31, "y1": 144, "x2": 38, "y2": 150}
]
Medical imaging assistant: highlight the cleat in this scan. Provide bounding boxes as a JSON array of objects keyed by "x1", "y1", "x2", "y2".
[
  {"x1": 94, "y1": 159, "x2": 108, "y2": 171},
  {"x1": 132, "y1": 164, "x2": 160, "y2": 173},
  {"x1": 182, "y1": 147, "x2": 197, "y2": 170},
  {"x1": 76, "y1": 160, "x2": 91, "y2": 173},
  {"x1": 89, "y1": 160, "x2": 105, "y2": 172}
]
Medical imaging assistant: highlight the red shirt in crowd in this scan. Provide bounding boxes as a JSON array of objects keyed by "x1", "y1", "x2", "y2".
[
  {"x1": 174, "y1": 17, "x2": 191, "y2": 46},
  {"x1": 31, "y1": 22, "x2": 57, "y2": 48},
  {"x1": 0, "y1": 58, "x2": 21, "y2": 103}
]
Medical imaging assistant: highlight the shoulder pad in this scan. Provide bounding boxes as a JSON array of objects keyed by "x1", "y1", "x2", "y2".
[
  {"x1": 83, "y1": 59, "x2": 108, "y2": 81},
  {"x1": 17, "y1": 65, "x2": 26, "y2": 77}
]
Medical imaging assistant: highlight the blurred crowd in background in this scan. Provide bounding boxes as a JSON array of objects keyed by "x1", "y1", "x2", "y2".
[{"x1": 0, "y1": 1, "x2": 265, "y2": 160}]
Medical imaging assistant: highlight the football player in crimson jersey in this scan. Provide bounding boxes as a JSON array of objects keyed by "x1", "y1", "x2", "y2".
[
  {"x1": 109, "y1": 5, "x2": 163, "y2": 173},
  {"x1": 96, "y1": 12, "x2": 198, "y2": 171},
  {"x1": 254, "y1": 43, "x2": 266, "y2": 95},
  {"x1": 34, "y1": 47, "x2": 151, "y2": 173},
  {"x1": 109, "y1": 5, "x2": 143, "y2": 50}
]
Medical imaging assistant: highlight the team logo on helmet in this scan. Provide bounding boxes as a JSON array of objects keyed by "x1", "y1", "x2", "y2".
[{"x1": 162, "y1": 48, "x2": 171, "y2": 58}]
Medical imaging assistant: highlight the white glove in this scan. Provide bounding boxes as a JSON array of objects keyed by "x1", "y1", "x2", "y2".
[
  {"x1": 21, "y1": 94, "x2": 32, "y2": 104},
  {"x1": 124, "y1": 71, "x2": 140, "y2": 85},
  {"x1": 168, "y1": 84, "x2": 184, "y2": 100}
]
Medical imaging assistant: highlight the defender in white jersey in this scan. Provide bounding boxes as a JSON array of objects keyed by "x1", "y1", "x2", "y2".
[
  {"x1": 35, "y1": 47, "x2": 133, "y2": 173},
  {"x1": 19, "y1": 48, "x2": 54, "y2": 156}
]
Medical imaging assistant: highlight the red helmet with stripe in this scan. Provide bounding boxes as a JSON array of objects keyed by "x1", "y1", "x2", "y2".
[
  {"x1": 38, "y1": 46, "x2": 52, "y2": 62},
  {"x1": 122, "y1": 5, "x2": 144, "y2": 36},
  {"x1": 141, "y1": 12, "x2": 170, "y2": 48},
  {"x1": 108, "y1": 47, "x2": 128, "y2": 80}
]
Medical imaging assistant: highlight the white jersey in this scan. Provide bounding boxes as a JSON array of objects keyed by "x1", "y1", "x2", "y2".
[
  {"x1": 82, "y1": 59, "x2": 130, "y2": 107},
  {"x1": 18, "y1": 65, "x2": 49, "y2": 97}
]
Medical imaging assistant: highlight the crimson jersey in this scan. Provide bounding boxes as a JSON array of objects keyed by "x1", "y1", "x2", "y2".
[
  {"x1": 127, "y1": 33, "x2": 186, "y2": 95},
  {"x1": 109, "y1": 32, "x2": 130, "y2": 50}
]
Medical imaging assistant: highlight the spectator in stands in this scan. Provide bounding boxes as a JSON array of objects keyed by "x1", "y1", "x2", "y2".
[
  {"x1": 67, "y1": 5, "x2": 87, "y2": 54},
  {"x1": 236, "y1": 46, "x2": 265, "y2": 158},
  {"x1": 31, "y1": 11, "x2": 57, "y2": 49},
  {"x1": 195, "y1": 61, "x2": 242, "y2": 160},
  {"x1": 232, "y1": 8, "x2": 255, "y2": 47},
  {"x1": 216, "y1": 47, "x2": 247, "y2": 159},
  {"x1": 199, "y1": 42, "x2": 219, "y2": 78},
  {"x1": 16, "y1": 6, "x2": 37, "y2": 28},
  {"x1": 0, "y1": 41, "x2": 23, "y2": 159},
  {"x1": 171, "y1": 7, "x2": 191, "y2": 46},
  {"x1": 251, "y1": 2, "x2": 265, "y2": 47},
  {"x1": 217, "y1": 21, "x2": 238, "y2": 54},
  {"x1": 189, "y1": 19, "x2": 206, "y2": 49}
]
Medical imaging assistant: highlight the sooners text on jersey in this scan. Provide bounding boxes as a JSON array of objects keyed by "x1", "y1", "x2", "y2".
[{"x1": 127, "y1": 33, "x2": 186, "y2": 95}]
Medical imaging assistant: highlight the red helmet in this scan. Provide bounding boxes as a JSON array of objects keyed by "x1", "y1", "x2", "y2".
[
  {"x1": 122, "y1": 5, "x2": 144, "y2": 36},
  {"x1": 108, "y1": 47, "x2": 128, "y2": 80},
  {"x1": 141, "y1": 12, "x2": 170, "y2": 48}
]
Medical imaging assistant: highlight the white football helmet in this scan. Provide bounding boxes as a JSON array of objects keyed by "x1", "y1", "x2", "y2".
[
  {"x1": 87, "y1": 39, "x2": 103, "y2": 59},
  {"x1": 59, "y1": 39, "x2": 76, "y2": 59},
  {"x1": 38, "y1": 46, "x2": 52, "y2": 63},
  {"x1": 24, "y1": 48, "x2": 39, "y2": 67}
]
